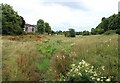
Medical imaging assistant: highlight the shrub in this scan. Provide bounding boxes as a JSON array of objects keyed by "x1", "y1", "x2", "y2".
[
  {"x1": 36, "y1": 58, "x2": 49, "y2": 72},
  {"x1": 64, "y1": 31, "x2": 70, "y2": 37},
  {"x1": 60, "y1": 60, "x2": 112, "y2": 82},
  {"x1": 38, "y1": 39, "x2": 72, "y2": 58},
  {"x1": 104, "y1": 30, "x2": 116, "y2": 35},
  {"x1": 91, "y1": 28, "x2": 97, "y2": 35},
  {"x1": 38, "y1": 42, "x2": 57, "y2": 58},
  {"x1": 116, "y1": 29, "x2": 120, "y2": 35},
  {"x1": 97, "y1": 28, "x2": 104, "y2": 34}
]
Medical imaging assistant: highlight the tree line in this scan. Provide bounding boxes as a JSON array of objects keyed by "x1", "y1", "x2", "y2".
[
  {"x1": 91, "y1": 12, "x2": 120, "y2": 35},
  {"x1": 55, "y1": 12, "x2": 120, "y2": 37},
  {"x1": 1, "y1": 3, "x2": 120, "y2": 36}
]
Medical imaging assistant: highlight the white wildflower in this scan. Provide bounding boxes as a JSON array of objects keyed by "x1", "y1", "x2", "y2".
[
  {"x1": 56, "y1": 56, "x2": 59, "y2": 58},
  {"x1": 106, "y1": 78, "x2": 110, "y2": 81},
  {"x1": 70, "y1": 69, "x2": 73, "y2": 72},
  {"x1": 82, "y1": 60, "x2": 85, "y2": 64},
  {"x1": 82, "y1": 60, "x2": 85, "y2": 62},
  {"x1": 77, "y1": 65, "x2": 81, "y2": 69},
  {"x1": 78, "y1": 73, "x2": 82, "y2": 76},
  {"x1": 93, "y1": 73, "x2": 97, "y2": 76},
  {"x1": 63, "y1": 55, "x2": 65, "y2": 59},
  {"x1": 101, "y1": 77, "x2": 104, "y2": 79},
  {"x1": 71, "y1": 64, "x2": 75, "y2": 67},
  {"x1": 75, "y1": 68, "x2": 78, "y2": 72},
  {"x1": 103, "y1": 77, "x2": 106, "y2": 78},
  {"x1": 97, "y1": 78, "x2": 100, "y2": 81},
  {"x1": 92, "y1": 77, "x2": 95, "y2": 80},
  {"x1": 101, "y1": 66, "x2": 105, "y2": 70},
  {"x1": 101, "y1": 79, "x2": 103, "y2": 81},
  {"x1": 85, "y1": 70, "x2": 88, "y2": 72},
  {"x1": 60, "y1": 57, "x2": 62, "y2": 60},
  {"x1": 85, "y1": 63, "x2": 89, "y2": 66},
  {"x1": 91, "y1": 66, "x2": 94, "y2": 69},
  {"x1": 73, "y1": 74, "x2": 75, "y2": 77},
  {"x1": 79, "y1": 62, "x2": 82, "y2": 65}
]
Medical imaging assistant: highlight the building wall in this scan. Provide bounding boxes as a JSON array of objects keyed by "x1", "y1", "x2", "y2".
[{"x1": 24, "y1": 24, "x2": 36, "y2": 32}]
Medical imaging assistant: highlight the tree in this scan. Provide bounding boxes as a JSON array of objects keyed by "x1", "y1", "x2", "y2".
[
  {"x1": 91, "y1": 28, "x2": 97, "y2": 35},
  {"x1": 97, "y1": 19, "x2": 109, "y2": 32},
  {"x1": 69, "y1": 28, "x2": 76, "y2": 37},
  {"x1": 101, "y1": 17, "x2": 106, "y2": 21},
  {"x1": 64, "y1": 31, "x2": 70, "y2": 37},
  {"x1": 95, "y1": 13, "x2": 120, "y2": 35},
  {"x1": 76, "y1": 31, "x2": 82, "y2": 35},
  {"x1": 56, "y1": 30, "x2": 63, "y2": 35},
  {"x1": 44, "y1": 22, "x2": 51, "y2": 34},
  {"x1": 116, "y1": 29, "x2": 120, "y2": 35},
  {"x1": 20, "y1": 16, "x2": 25, "y2": 31},
  {"x1": 82, "y1": 30, "x2": 89, "y2": 36},
  {"x1": 64, "y1": 29, "x2": 75, "y2": 37},
  {"x1": 37, "y1": 19, "x2": 45, "y2": 34},
  {"x1": 51, "y1": 30, "x2": 55, "y2": 35},
  {"x1": 96, "y1": 28, "x2": 104, "y2": 34},
  {"x1": 1, "y1": 3, "x2": 23, "y2": 35}
]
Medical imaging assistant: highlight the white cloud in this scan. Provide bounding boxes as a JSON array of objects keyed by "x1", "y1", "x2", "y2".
[{"x1": 1, "y1": 0, "x2": 119, "y2": 31}]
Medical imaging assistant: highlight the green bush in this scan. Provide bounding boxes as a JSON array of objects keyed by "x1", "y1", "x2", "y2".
[
  {"x1": 116, "y1": 29, "x2": 120, "y2": 35},
  {"x1": 38, "y1": 42, "x2": 57, "y2": 58},
  {"x1": 36, "y1": 58, "x2": 49, "y2": 72},
  {"x1": 97, "y1": 28, "x2": 104, "y2": 34},
  {"x1": 38, "y1": 39, "x2": 72, "y2": 58},
  {"x1": 60, "y1": 60, "x2": 112, "y2": 82},
  {"x1": 104, "y1": 30, "x2": 116, "y2": 35}
]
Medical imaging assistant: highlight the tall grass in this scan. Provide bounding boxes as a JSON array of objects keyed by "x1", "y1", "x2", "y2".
[
  {"x1": 2, "y1": 34, "x2": 119, "y2": 81},
  {"x1": 2, "y1": 35, "x2": 45, "y2": 81},
  {"x1": 71, "y1": 35, "x2": 118, "y2": 81}
]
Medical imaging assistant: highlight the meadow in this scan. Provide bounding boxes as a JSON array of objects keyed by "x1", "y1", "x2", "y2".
[{"x1": 1, "y1": 34, "x2": 119, "y2": 81}]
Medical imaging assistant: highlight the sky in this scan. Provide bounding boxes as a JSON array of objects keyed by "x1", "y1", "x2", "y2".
[{"x1": 1, "y1": 0, "x2": 119, "y2": 31}]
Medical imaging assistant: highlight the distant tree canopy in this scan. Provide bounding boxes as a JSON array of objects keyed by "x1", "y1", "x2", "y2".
[
  {"x1": 76, "y1": 31, "x2": 82, "y2": 35},
  {"x1": 64, "y1": 28, "x2": 76, "y2": 37},
  {"x1": 1, "y1": 3, "x2": 25, "y2": 35},
  {"x1": 37, "y1": 19, "x2": 45, "y2": 34},
  {"x1": 44, "y1": 22, "x2": 51, "y2": 34},
  {"x1": 56, "y1": 30, "x2": 63, "y2": 35},
  {"x1": 82, "y1": 30, "x2": 90, "y2": 36},
  {"x1": 92, "y1": 13, "x2": 120, "y2": 35},
  {"x1": 36, "y1": 19, "x2": 51, "y2": 34}
]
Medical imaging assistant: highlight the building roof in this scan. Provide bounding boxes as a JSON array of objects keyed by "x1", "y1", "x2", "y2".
[{"x1": 25, "y1": 23, "x2": 36, "y2": 27}]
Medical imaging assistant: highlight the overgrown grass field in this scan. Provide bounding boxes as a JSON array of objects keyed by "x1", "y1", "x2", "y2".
[{"x1": 2, "y1": 34, "x2": 119, "y2": 81}]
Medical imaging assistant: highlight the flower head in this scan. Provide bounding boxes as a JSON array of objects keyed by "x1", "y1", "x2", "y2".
[{"x1": 106, "y1": 78, "x2": 110, "y2": 81}]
